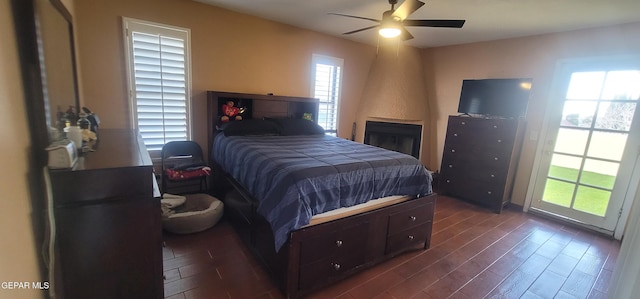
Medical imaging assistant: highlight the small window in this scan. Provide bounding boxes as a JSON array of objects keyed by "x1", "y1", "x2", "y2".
[
  {"x1": 123, "y1": 18, "x2": 192, "y2": 151},
  {"x1": 311, "y1": 54, "x2": 343, "y2": 135}
]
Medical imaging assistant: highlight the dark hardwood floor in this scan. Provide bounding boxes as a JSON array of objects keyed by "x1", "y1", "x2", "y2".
[{"x1": 162, "y1": 195, "x2": 620, "y2": 299}]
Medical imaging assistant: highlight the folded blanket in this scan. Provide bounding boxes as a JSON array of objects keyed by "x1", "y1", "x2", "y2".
[{"x1": 165, "y1": 166, "x2": 211, "y2": 180}]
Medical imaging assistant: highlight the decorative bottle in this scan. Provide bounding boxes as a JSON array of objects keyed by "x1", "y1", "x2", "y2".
[{"x1": 78, "y1": 112, "x2": 90, "y2": 130}]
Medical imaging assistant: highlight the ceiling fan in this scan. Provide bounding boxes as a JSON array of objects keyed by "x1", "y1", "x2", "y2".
[{"x1": 329, "y1": 0, "x2": 465, "y2": 40}]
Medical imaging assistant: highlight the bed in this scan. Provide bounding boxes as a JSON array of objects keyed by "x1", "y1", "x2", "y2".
[{"x1": 207, "y1": 91, "x2": 436, "y2": 298}]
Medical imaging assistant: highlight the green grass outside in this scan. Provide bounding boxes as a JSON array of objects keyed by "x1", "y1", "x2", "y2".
[{"x1": 542, "y1": 165, "x2": 615, "y2": 216}]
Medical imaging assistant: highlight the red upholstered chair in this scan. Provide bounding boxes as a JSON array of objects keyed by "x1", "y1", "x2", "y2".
[{"x1": 161, "y1": 141, "x2": 210, "y2": 195}]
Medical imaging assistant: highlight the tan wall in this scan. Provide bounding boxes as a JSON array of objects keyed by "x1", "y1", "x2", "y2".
[
  {"x1": 0, "y1": 1, "x2": 43, "y2": 298},
  {"x1": 423, "y1": 22, "x2": 640, "y2": 205},
  {"x1": 74, "y1": 0, "x2": 376, "y2": 155}
]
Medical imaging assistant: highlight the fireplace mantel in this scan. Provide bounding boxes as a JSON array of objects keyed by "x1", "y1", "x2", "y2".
[{"x1": 367, "y1": 116, "x2": 424, "y2": 124}]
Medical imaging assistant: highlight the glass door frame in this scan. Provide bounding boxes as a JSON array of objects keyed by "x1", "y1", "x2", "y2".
[{"x1": 524, "y1": 55, "x2": 640, "y2": 239}]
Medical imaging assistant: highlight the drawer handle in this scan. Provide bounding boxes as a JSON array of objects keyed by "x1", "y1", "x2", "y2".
[
  {"x1": 448, "y1": 164, "x2": 453, "y2": 168},
  {"x1": 461, "y1": 122, "x2": 466, "y2": 125},
  {"x1": 408, "y1": 235, "x2": 415, "y2": 240},
  {"x1": 493, "y1": 125, "x2": 498, "y2": 128},
  {"x1": 490, "y1": 174, "x2": 495, "y2": 178},
  {"x1": 454, "y1": 133, "x2": 458, "y2": 137},
  {"x1": 332, "y1": 263, "x2": 341, "y2": 271},
  {"x1": 335, "y1": 240, "x2": 343, "y2": 247},
  {"x1": 451, "y1": 149, "x2": 456, "y2": 153},
  {"x1": 446, "y1": 179, "x2": 451, "y2": 183},
  {"x1": 409, "y1": 216, "x2": 417, "y2": 221},
  {"x1": 494, "y1": 157, "x2": 499, "y2": 161},
  {"x1": 497, "y1": 139, "x2": 502, "y2": 143},
  {"x1": 487, "y1": 191, "x2": 492, "y2": 195}
]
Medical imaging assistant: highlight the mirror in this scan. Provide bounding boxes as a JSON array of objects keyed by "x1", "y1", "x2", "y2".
[
  {"x1": 36, "y1": 0, "x2": 80, "y2": 135},
  {"x1": 12, "y1": 0, "x2": 80, "y2": 158}
]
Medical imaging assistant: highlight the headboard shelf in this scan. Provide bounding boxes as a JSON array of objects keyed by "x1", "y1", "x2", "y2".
[{"x1": 206, "y1": 90, "x2": 320, "y2": 152}]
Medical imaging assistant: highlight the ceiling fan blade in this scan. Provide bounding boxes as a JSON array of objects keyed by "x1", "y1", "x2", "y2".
[
  {"x1": 328, "y1": 13, "x2": 380, "y2": 23},
  {"x1": 392, "y1": 0, "x2": 425, "y2": 21},
  {"x1": 400, "y1": 27, "x2": 414, "y2": 41},
  {"x1": 403, "y1": 19, "x2": 466, "y2": 28},
  {"x1": 343, "y1": 25, "x2": 379, "y2": 35}
]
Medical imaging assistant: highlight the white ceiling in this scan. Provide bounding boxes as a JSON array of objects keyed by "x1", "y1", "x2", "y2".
[{"x1": 194, "y1": 0, "x2": 640, "y2": 49}]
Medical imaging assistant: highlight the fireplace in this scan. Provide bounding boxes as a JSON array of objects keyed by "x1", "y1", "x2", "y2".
[{"x1": 364, "y1": 121, "x2": 422, "y2": 159}]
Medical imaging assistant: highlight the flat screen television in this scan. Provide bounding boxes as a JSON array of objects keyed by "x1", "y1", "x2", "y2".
[{"x1": 457, "y1": 78, "x2": 532, "y2": 118}]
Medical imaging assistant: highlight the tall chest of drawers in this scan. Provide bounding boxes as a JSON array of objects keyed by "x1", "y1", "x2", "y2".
[{"x1": 440, "y1": 116, "x2": 525, "y2": 213}]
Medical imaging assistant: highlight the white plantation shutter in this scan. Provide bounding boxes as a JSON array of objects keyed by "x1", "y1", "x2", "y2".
[
  {"x1": 312, "y1": 54, "x2": 343, "y2": 135},
  {"x1": 124, "y1": 18, "x2": 191, "y2": 151}
]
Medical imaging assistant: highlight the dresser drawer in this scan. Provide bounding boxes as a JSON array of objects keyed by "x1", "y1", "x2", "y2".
[
  {"x1": 387, "y1": 203, "x2": 434, "y2": 236},
  {"x1": 478, "y1": 119, "x2": 519, "y2": 136},
  {"x1": 442, "y1": 143, "x2": 488, "y2": 161},
  {"x1": 299, "y1": 221, "x2": 368, "y2": 266},
  {"x1": 482, "y1": 137, "x2": 517, "y2": 154},
  {"x1": 447, "y1": 116, "x2": 482, "y2": 128},
  {"x1": 444, "y1": 127, "x2": 485, "y2": 146},
  {"x1": 385, "y1": 223, "x2": 431, "y2": 255},
  {"x1": 440, "y1": 174, "x2": 467, "y2": 196},
  {"x1": 442, "y1": 167, "x2": 506, "y2": 184},
  {"x1": 476, "y1": 151, "x2": 513, "y2": 170},
  {"x1": 454, "y1": 179, "x2": 505, "y2": 203}
]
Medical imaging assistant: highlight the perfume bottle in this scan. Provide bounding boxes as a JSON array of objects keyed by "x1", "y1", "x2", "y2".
[{"x1": 64, "y1": 105, "x2": 77, "y2": 126}]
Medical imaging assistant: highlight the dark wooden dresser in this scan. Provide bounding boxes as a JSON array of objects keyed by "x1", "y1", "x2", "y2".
[
  {"x1": 440, "y1": 116, "x2": 525, "y2": 213},
  {"x1": 49, "y1": 129, "x2": 163, "y2": 299}
]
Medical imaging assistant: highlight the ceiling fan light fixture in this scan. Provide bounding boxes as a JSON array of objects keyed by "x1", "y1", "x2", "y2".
[
  {"x1": 334, "y1": 0, "x2": 464, "y2": 41},
  {"x1": 379, "y1": 20, "x2": 401, "y2": 38},
  {"x1": 379, "y1": 27, "x2": 401, "y2": 38}
]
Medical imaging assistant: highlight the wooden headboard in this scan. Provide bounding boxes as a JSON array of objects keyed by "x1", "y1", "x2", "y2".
[{"x1": 206, "y1": 90, "x2": 320, "y2": 155}]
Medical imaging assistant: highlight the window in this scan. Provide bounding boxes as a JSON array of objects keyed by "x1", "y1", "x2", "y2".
[
  {"x1": 123, "y1": 18, "x2": 191, "y2": 151},
  {"x1": 311, "y1": 54, "x2": 343, "y2": 135}
]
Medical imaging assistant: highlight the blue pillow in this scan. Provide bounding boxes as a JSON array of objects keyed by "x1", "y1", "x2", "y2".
[
  {"x1": 222, "y1": 119, "x2": 280, "y2": 136},
  {"x1": 268, "y1": 118, "x2": 325, "y2": 136}
]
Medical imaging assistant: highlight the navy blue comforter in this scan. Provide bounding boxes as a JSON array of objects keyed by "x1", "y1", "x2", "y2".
[{"x1": 212, "y1": 134, "x2": 432, "y2": 251}]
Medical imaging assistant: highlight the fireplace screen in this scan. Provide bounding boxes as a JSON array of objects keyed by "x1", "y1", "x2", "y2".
[{"x1": 364, "y1": 121, "x2": 422, "y2": 159}]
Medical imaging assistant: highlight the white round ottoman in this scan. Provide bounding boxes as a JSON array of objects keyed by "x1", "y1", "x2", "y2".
[{"x1": 161, "y1": 193, "x2": 224, "y2": 234}]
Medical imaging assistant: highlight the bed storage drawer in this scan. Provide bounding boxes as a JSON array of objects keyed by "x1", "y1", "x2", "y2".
[
  {"x1": 385, "y1": 222, "x2": 431, "y2": 254},
  {"x1": 299, "y1": 221, "x2": 369, "y2": 265},
  {"x1": 298, "y1": 251, "x2": 365, "y2": 290},
  {"x1": 298, "y1": 221, "x2": 369, "y2": 290},
  {"x1": 387, "y1": 202, "x2": 434, "y2": 236},
  {"x1": 385, "y1": 201, "x2": 434, "y2": 255}
]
